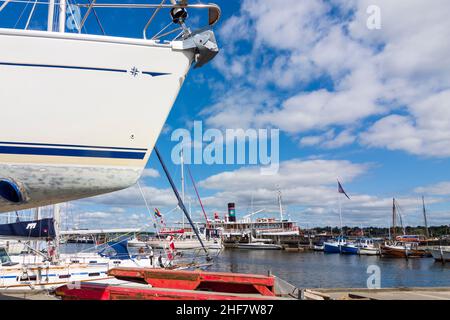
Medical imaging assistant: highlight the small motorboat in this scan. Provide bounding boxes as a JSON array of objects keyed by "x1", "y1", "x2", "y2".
[
  {"x1": 323, "y1": 237, "x2": 346, "y2": 254},
  {"x1": 357, "y1": 238, "x2": 380, "y2": 255},
  {"x1": 313, "y1": 243, "x2": 324, "y2": 251},
  {"x1": 341, "y1": 242, "x2": 359, "y2": 255}
]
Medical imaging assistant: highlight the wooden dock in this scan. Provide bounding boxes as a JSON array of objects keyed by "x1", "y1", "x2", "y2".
[
  {"x1": 0, "y1": 290, "x2": 59, "y2": 300},
  {"x1": 305, "y1": 287, "x2": 450, "y2": 300},
  {"x1": 3, "y1": 287, "x2": 450, "y2": 300}
]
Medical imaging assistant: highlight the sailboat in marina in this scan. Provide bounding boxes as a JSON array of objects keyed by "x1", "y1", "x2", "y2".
[
  {"x1": 0, "y1": 202, "x2": 207, "y2": 291},
  {"x1": 380, "y1": 198, "x2": 429, "y2": 259},
  {"x1": 0, "y1": 204, "x2": 114, "y2": 290},
  {"x1": 323, "y1": 181, "x2": 350, "y2": 253},
  {"x1": 0, "y1": 0, "x2": 220, "y2": 214}
]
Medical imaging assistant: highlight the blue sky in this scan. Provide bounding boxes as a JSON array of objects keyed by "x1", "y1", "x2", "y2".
[{"x1": 2, "y1": 0, "x2": 450, "y2": 229}]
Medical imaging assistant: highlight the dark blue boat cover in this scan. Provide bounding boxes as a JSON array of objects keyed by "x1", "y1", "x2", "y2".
[
  {"x1": 0, "y1": 218, "x2": 56, "y2": 239},
  {"x1": 99, "y1": 236, "x2": 131, "y2": 260}
]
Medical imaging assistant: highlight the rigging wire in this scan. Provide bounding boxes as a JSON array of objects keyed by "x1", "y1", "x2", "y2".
[
  {"x1": 24, "y1": 0, "x2": 37, "y2": 30},
  {"x1": 14, "y1": 1, "x2": 31, "y2": 28}
]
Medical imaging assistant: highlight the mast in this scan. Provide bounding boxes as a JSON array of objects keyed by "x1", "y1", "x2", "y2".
[
  {"x1": 47, "y1": 0, "x2": 55, "y2": 31},
  {"x1": 422, "y1": 196, "x2": 430, "y2": 238},
  {"x1": 53, "y1": 204, "x2": 61, "y2": 258},
  {"x1": 278, "y1": 190, "x2": 284, "y2": 230},
  {"x1": 187, "y1": 165, "x2": 210, "y2": 227},
  {"x1": 180, "y1": 146, "x2": 185, "y2": 229},
  {"x1": 154, "y1": 147, "x2": 210, "y2": 260},
  {"x1": 338, "y1": 189, "x2": 343, "y2": 236},
  {"x1": 392, "y1": 198, "x2": 396, "y2": 240},
  {"x1": 59, "y1": 0, "x2": 66, "y2": 33},
  {"x1": 34, "y1": 207, "x2": 41, "y2": 253}
]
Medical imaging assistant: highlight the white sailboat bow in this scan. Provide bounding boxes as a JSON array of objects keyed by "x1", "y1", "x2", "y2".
[{"x1": 0, "y1": 0, "x2": 221, "y2": 213}]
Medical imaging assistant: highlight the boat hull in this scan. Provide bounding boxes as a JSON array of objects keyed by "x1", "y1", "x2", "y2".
[
  {"x1": 430, "y1": 248, "x2": 450, "y2": 262},
  {"x1": 147, "y1": 239, "x2": 223, "y2": 251},
  {"x1": 0, "y1": 28, "x2": 194, "y2": 212},
  {"x1": 341, "y1": 245, "x2": 358, "y2": 255},
  {"x1": 358, "y1": 247, "x2": 379, "y2": 255},
  {"x1": 380, "y1": 245, "x2": 428, "y2": 258},
  {"x1": 237, "y1": 244, "x2": 283, "y2": 250},
  {"x1": 323, "y1": 242, "x2": 342, "y2": 253}
]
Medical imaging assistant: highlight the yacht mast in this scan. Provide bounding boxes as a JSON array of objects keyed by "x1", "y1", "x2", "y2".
[
  {"x1": 392, "y1": 198, "x2": 396, "y2": 240},
  {"x1": 33, "y1": 207, "x2": 41, "y2": 256},
  {"x1": 278, "y1": 190, "x2": 284, "y2": 231},
  {"x1": 422, "y1": 196, "x2": 430, "y2": 238},
  {"x1": 180, "y1": 146, "x2": 185, "y2": 229},
  {"x1": 53, "y1": 204, "x2": 61, "y2": 258},
  {"x1": 59, "y1": 0, "x2": 66, "y2": 33},
  {"x1": 47, "y1": 0, "x2": 55, "y2": 31}
]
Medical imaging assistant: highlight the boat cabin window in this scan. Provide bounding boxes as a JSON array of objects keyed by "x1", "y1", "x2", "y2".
[
  {"x1": 88, "y1": 272, "x2": 101, "y2": 277},
  {"x1": 18, "y1": 275, "x2": 38, "y2": 281},
  {"x1": 0, "y1": 248, "x2": 12, "y2": 264}
]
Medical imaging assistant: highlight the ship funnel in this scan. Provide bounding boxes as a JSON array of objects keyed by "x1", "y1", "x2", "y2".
[
  {"x1": 228, "y1": 203, "x2": 236, "y2": 222},
  {"x1": 0, "y1": 178, "x2": 26, "y2": 203}
]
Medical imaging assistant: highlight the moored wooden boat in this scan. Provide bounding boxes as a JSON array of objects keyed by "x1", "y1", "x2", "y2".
[{"x1": 380, "y1": 242, "x2": 428, "y2": 258}]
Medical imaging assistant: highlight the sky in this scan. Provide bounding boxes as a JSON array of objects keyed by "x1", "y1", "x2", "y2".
[{"x1": 2, "y1": 0, "x2": 450, "y2": 229}]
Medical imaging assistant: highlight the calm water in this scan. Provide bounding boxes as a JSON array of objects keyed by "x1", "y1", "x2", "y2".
[
  {"x1": 62, "y1": 244, "x2": 450, "y2": 288},
  {"x1": 209, "y1": 250, "x2": 450, "y2": 289}
]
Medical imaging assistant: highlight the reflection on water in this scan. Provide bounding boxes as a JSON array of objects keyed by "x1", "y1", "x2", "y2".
[{"x1": 209, "y1": 250, "x2": 450, "y2": 289}]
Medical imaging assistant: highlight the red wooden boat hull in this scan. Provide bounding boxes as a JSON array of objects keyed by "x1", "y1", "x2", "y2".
[
  {"x1": 55, "y1": 283, "x2": 279, "y2": 300},
  {"x1": 55, "y1": 268, "x2": 283, "y2": 300}
]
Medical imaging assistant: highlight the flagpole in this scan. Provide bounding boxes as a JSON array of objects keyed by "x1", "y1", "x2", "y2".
[{"x1": 338, "y1": 191, "x2": 343, "y2": 236}]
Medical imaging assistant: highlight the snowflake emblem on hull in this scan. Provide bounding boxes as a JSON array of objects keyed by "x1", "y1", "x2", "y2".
[{"x1": 129, "y1": 67, "x2": 140, "y2": 77}]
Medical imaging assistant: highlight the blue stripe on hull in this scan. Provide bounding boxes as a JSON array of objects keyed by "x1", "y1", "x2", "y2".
[
  {"x1": 0, "y1": 146, "x2": 146, "y2": 159},
  {"x1": 0, "y1": 141, "x2": 147, "y2": 152},
  {"x1": 0, "y1": 62, "x2": 169, "y2": 77}
]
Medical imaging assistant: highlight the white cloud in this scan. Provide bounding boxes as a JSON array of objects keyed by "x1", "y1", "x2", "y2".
[
  {"x1": 78, "y1": 211, "x2": 114, "y2": 219},
  {"x1": 206, "y1": 0, "x2": 450, "y2": 158},
  {"x1": 199, "y1": 158, "x2": 369, "y2": 191},
  {"x1": 78, "y1": 184, "x2": 177, "y2": 208},
  {"x1": 415, "y1": 181, "x2": 450, "y2": 196},
  {"x1": 141, "y1": 168, "x2": 160, "y2": 178},
  {"x1": 300, "y1": 129, "x2": 355, "y2": 149},
  {"x1": 361, "y1": 90, "x2": 450, "y2": 157},
  {"x1": 194, "y1": 158, "x2": 448, "y2": 227}
]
